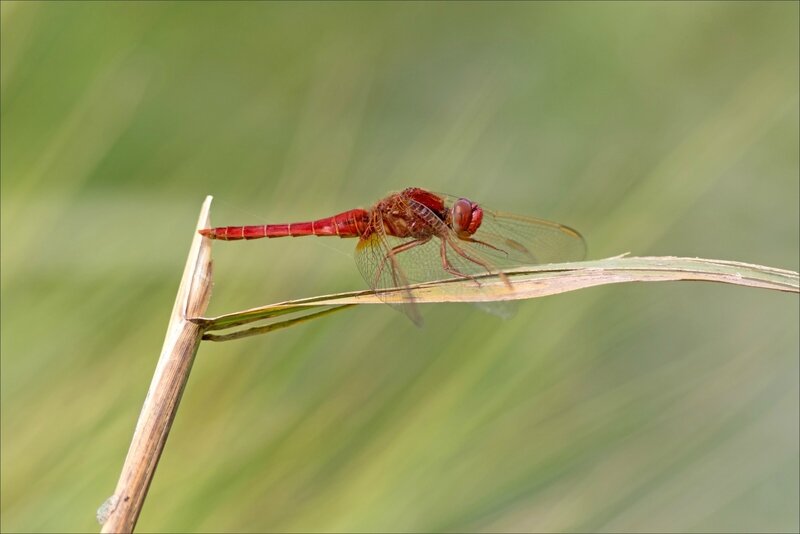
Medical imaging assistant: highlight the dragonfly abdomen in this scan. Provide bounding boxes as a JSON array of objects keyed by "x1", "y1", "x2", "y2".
[{"x1": 199, "y1": 209, "x2": 370, "y2": 240}]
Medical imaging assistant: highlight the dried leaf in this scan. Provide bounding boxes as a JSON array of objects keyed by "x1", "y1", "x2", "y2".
[{"x1": 191, "y1": 256, "x2": 798, "y2": 341}]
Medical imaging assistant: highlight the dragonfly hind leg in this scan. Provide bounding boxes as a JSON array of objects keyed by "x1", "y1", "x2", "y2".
[
  {"x1": 439, "y1": 239, "x2": 484, "y2": 286},
  {"x1": 373, "y1": 236, "x2": 432, "y2": 288}
]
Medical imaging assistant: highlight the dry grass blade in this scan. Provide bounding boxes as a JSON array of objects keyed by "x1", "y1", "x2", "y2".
[
  {"x1": 98, "y1": 196, "x2": 214, "y2": 532},
  {"x1": 202, "y1": 305, "x2": 357, "y2": 342},
  {"x1": 192, "y1": 256, "x2": 798, "y2": 340}
]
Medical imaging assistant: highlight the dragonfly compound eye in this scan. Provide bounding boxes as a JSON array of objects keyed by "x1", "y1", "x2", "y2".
[{"x1": 452, "y1": 198, "x2": 483, "y2": 236}]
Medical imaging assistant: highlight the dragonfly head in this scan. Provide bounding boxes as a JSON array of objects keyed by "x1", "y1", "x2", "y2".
[{"x1": 451, "y1": 197, "x2": 483, "y2": 237}]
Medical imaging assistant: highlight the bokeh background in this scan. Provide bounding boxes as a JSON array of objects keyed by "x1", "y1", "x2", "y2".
[{"x1": 2, "y1": 2, "x2": 798, "y2": 532}]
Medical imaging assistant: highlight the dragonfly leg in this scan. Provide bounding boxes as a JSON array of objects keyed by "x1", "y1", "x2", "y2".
[
  {"x1": 460, "y1": 236, "x2": 509, "y2": 257},
  {"x1": 439, "y1": 240, "x2": 483, "y2": 286},
  {"x1": 448, "y1": 239, "x2": 512, "y2": 289},
  {"x1": 374, "y1": 237, "x2": 432, "y2": 287}
]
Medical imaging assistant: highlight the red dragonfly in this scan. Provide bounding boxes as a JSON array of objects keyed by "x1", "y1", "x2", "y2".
[{"x1": 200, "y1": 187, "x2": 586, "y2": 324}]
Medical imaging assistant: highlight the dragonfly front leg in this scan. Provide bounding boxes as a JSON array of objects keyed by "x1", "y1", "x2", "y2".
[{"x1": 448, "y1": 239, "x2": 512, "y2": 289}]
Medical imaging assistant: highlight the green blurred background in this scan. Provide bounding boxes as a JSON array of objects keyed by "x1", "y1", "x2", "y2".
[{"x1": 2, "y1": 2, "x2": 798, "y2": 532}]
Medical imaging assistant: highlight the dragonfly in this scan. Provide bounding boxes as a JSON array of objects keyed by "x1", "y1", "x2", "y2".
[{"x1": 199, "y1": 187, "x2": 586, "y2": 324}]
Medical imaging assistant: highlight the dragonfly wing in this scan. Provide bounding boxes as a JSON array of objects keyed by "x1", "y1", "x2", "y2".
[
  {"x1": 353, "y1": 194, "x2": 581, "y2": 323},
  {"x1": 405, "y1": 198, "x2": 519, "y2": 318},
  {"x1": 354, "y1": 215, "x2": 424, "y2": 326},
  {"x1": 354, "y1": 197, "x2": 503, "y2": 325},
  {"x1": 435, "y1": 193, "x2": 587, "y2": 268}
]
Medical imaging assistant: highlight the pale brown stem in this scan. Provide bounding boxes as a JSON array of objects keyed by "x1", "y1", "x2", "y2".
[{"x1": 98, "y1": 196, "x2": 214, "y2": 533}]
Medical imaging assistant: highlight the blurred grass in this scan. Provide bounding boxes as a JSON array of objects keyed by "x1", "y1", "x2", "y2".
[{"x1": 1, "y1": 2, "x2": 798, "y2": 533}]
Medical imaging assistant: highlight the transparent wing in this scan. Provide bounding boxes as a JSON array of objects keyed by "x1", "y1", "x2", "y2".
[
  {"x1": 363, "y1": 232, "x2": 486, "y2": 283},
  {"x1": 354, "y1": 193, "x2": 584, "y2": 324},
  {"x1": 436, "y1": 192, "x2": 587, "y2": 267},
  {"x1": 354, "y1": 211, "x2": 424, "y2": 326},
  {"x1": 402, "y1": 198, "x2": 519, "y2": 318},
  {"x1": 353, "y1": 197, "x2": 504, "y2": 325}
]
